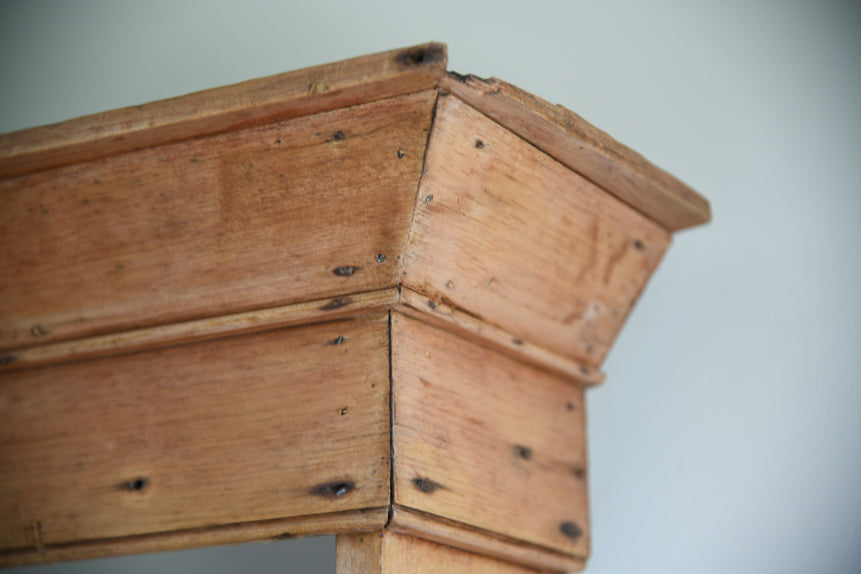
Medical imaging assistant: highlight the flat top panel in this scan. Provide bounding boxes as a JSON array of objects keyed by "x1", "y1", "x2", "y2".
[
  {"x1": 0, "y1": 43, "x2": 446, "y2": 178},
  {"x1": 392, "y1": 313, "x2": 589, "y2": 558},
  {"x1": 0, "y1": 91, "x2": 435, "y2": 351},
  {"x1": 403, "y1": 94, "x2": 670, "y2": 366},
  {"x1": 0, "y1": 315, "x2": 390, "y2": 550},
  {"x1": 441, "y1": 73, "x2": 710, "y2": 231}
]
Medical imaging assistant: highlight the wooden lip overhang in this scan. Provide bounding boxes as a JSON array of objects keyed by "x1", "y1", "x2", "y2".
[{"x1": 0, "y1": 42, "x2": 710, "y2": 572}]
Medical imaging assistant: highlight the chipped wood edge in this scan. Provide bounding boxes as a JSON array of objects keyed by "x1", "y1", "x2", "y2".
[
  {"x1": 439, "y1": 73, "x2": 710, "y2": 232},
  {"x1": 388, "y1": 505, "x2": 586, "y2": 573},
  {"x1": 0, "y1": 288, "x2": 398, "y2": 372},
  {"x1": 395, "y1": 288, "x2": 604, "y2": 386},
  {"x1": 0, "y1": 43, "x2": 447, "y2": 178},
  {"x1": 0, "y1": 507, "x2": 388, "y2": 568}
]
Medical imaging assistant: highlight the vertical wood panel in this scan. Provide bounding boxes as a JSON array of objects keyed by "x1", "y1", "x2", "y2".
[
  {"x1": 0, "y1": 315, "x2": 390, "y2": 551},
  {"x1": 402, "y1": 94, "x2": 670, "y2": 366},
  {"x1": 337, "y1": 531, "x2": 551, "y2": 574},
  {"x1": 0, "y1": 90, "x2": 435, "y2": 351},
  {"x1": 391, "y1": 312, "x2": 589, "y2": 559}
]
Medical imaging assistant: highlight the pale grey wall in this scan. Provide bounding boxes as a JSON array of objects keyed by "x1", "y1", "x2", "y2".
[{"x1": 2, "y1": 1, "x2": 860, "y2": 573}]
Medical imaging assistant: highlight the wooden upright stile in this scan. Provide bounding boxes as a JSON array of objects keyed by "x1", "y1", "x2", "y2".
[{"x1": 0, "y1": 43, "x2": 710, "y2": 572}]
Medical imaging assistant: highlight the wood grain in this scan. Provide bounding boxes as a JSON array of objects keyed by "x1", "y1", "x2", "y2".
[
  {"x1": 2, "y1": 508, "x2": 387, "y2": 568},
  {"x1": 0, "y1": 315, "x2": 390, "y2": 551},
  {"x1": 0, "y1": 43, "x2": 446, "y2": 178},
  {"x1": 440, "y1": 73, "x2": 710, "y2": 231},
  {"x1": 395, "y1": 287, "x2": 604, "y2": 386},
  {"x1": 402, "y1": 93, "x2": 670, "y2": 367},
  {"x1": 0, "y1": 288, "x2": 397, "y2": 372},
  {"x1": 337, "y1": 531, "x2": 554, "y2": 574},
  {"x1": 0, "y1": 90, "x2": 435, "y2": 351},
  {"x1": 391, "y1": 312, "x2": 590, "y2": 559},
  {"x1": 388, "y1": 507, "x2": 585, "y2": 573}
]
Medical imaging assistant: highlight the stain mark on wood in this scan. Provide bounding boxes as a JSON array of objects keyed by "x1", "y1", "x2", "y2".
[
  {"x1": 511, "y1": 338, "x2": 523, "y2": 345},
  {"x1": 310, "y1": 480, "x2": 355, "y2": 499},
  {"x1": 560, "y1": 521, "x2": 583, "y2": 541},
  {"x1": 427, "y1": 300, "x2": 436, "y2": 310},
  {"x1": 333, "y1": 266, "x2": 358, "y2": 277},
  {"x1": 0, "y1": 354, "x2": 16, "y2": 365},
  {"x1": 572, "y1": 465, "x2": 586, "y2": 480},
  {"x1": 412, "y1": 476, "x2": 445, "y2": 494},
  {"x1": 396, "y1": 44, "x2": 446, "y2": 67},
  {"x1": 119, "y1": 477, "x2": 149, "y2": 492},
  {"x1": 275, "y1": 532, "x2": 294, "y2": 540},
  {"x1": 513, "y1": 445, "x2": 533, "y2": 460},
  {"x1": 319, "y1": 297, "x2": 352, "y2": 311},
  {"x1": 633, "y1": 239, "x2": 645, "y2": 250},
  {"x1": 565, "y1": 401, "x2": 576, "y2": 411}
]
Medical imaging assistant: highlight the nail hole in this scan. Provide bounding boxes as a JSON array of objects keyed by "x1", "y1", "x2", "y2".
[
  {"x1": 397, "y1": 149, "x2": 405, "y2": 158},
  {"x1": 331, "y1": 131, "x2": 345, "y2": 141},
  {"x1": 121, "y1": 477, "x2": 148, "y2": 492},
  {"x1": 513, "y1": 445, "x2": 533, "y2": 460},
  {"x1": 310, "y1": 480, "x2": 355, "y2": 499},
  {"x1": 340, "y1": 406, "x2": 348, "y2": 415},
  {"x1": 413, "y1": 477, "x2": 444, "y2": 493},
  {"x1": 332, "y1": 335, "x2": 344, "y2": 345},
  {"x1": 425, "y1": 195, "x2": 433, "y2": 203},
  {"x1": 475, "y1": 139, "x2": 485, "y2": 148},
  {"x1": 30, "y1": 325, "x2": 47, "y2": 337},
  {"x1": 633, "y1": 239, "x2": 645, "y2": 250},
  {"x1": 333, "y1": 266, "x2": 358, "y2": 277},
  {"x1": 560, "y1": 521, "x2": 583, "y2": 541},
  {"x1": 376, "y1": 253, "x2": 387, "y2": 263}
]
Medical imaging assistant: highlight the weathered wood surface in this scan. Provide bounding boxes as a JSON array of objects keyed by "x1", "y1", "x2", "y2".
[
  {"x1": 440, "y1": 73, "x2": 710, "y2": 231},
  {"x1": 2, "y1": 508, "x2": 387, "y2": 568},
  {"x1": 0, "y1": 91, "x2": 435, "y2": 351},
  {"x1": 391, "y1": 313, "x2": 590, "y2": 561},
  {"x1": 387, "y1": 507, "x2": 585, "y2": 573},
  {"x1": 0, "y1": 315, "x2": 390, "y2": 558},
  {"x1": 337, "y1": 531, "x2": 553, "y2": 574},
  {"x1": 0, "y1": 288, "x2": 397, "y2": 372},
  {"x1": 396, "y1": 287, "x2": 603, "y2": 386},
  {"x1": 0, "y1": 43, "x2": 446, "y2": 178},
  {"x1": 402, "y1": 94, "x2": 670, "y2": 367}
]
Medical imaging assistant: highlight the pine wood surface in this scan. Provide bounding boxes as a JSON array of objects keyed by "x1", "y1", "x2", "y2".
[
  {"x1": 0, "y1": 315, "x2": 390, "y2": 554},
  {"x1": 337, "y1": 531, "x2": 554, "y2": 574},
  {"x1": 440, "y1": 72, "x2": 710, "y2": 231},
  {"x1": 1, "y1": 508, "x2": 387, "y2": 568},
  {"x1": 387, "y1": 507, "x2": 585, "y2": 573},
  {"x1": 391, "y1": 313, "x2": 590, "y2": 559},
  {"x1": 0, "y1": 91, "x2": 435, "y2": 352},
  {"x1": 402, "y1": 93, "x2": 670, "y2": 367},
  {"x1": 0, "y1": 288, "x2": 397, "y2": 372},
  {"x1": 395, "y1": 287, "x2": 604, "y2": 386},
  {"x1": 0, "y1": 43, "x2": 446, "y2": 179},
  {"x1": 0, "y1": 42, "x2": 713, "y2": 571}
]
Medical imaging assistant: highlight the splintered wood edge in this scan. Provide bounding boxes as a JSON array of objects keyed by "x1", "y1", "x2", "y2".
[
  {"x1": 0, "y1": 507, "x2": 388, "y2": 568},
  {"x1": 395, "y1": 288, "x2": 605, "y2": 386},
  {"x1": 0, "y1": 42, "x2": 447, "y2": 178},
  {"x1": 0, "y1": 288, "x2": 398, "y2": 371},
  {"x1": 388, "y1": 505, "x2": 586, "y2": 573},
  {"x1": 440, "y1": 73, "x2": 711, "y2": 232}
]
